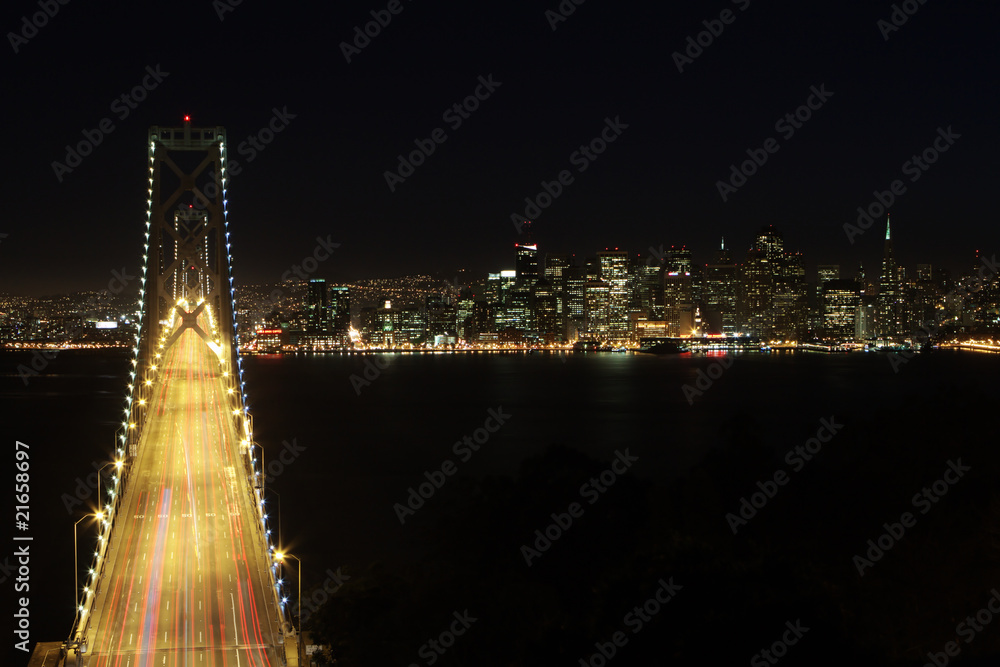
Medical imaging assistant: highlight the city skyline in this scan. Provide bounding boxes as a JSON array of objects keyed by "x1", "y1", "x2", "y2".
[
  {"x1": 7, "y1": 213, "x2": 997, "y2": 351},
  {"x1": 1, "y1": 213, "x2": 988, "y2": 297},
  {"x1": 2, "y1": 2, "x2": 998, "y2": 296}
]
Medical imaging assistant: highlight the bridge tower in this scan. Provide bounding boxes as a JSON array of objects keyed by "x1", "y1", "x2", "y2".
[
  {"x1": 118, "y1": 118, "x2": 252, "y2": 460},
  {"x1": 143, "y1": 119, "x2": 239, "y2": 388},
  {"x1": 60, "y1": 119, "x2": 296, "y2": 666}
]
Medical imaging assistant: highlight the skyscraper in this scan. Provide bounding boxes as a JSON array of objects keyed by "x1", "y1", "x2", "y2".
[
  {"x1": 877, "y1": 215, "x2": 903, "y2": 339},
  {"x1": 564, "y1": 264, "x2": 587, "y2": 339},
  {"x1": 822, "y1": 279, "x2": 860, "y2": 341},
  {"x1": 329, "y1": 285, "x2": 351, "y2": 341},
  {"x1": 662, "y1": 267, "x2": 693, "y2": 337},
  {"x1": 597, "y1": 250, "x2": 630, "y2": 342},
  {"x1": 532, "y1": 278, "x2": 558, "y2": 343},
  {"x1": 543, "y1": 253, "x2": 570, "y2": 291},
  {"x1": 632, "y1": 259, "x2": 663, "y2": 321},
  {"x1": 544, "y1": 253, "x2": 572, "y2": 339},
  {"x1": 584, "y1": 279, "x2": 610, "y2": 340},
  {"x1": 739, "y1": 226, "x2": 806, "y2": 340},
  {"x1": 515, "y1": 222, "x2": 539, "y2": 287},
  {"x1": 305, "y1": 279, "x2": 329, "y2": 333},
  {"x1": 741, "y1": 226, "x2": 783, "y2": 338},
  {"x1": 773, "y1": 251, "x2": 806, "y2": 340},
  {"x1": 664, "y1": 245, "x2": 693, "y2": 275},
  {"x1": 426, "y1": 292, "x2": 457, "y2": 342},
  {"x1": 705, "y1": 238, "x2": 738, "y2": 334}
]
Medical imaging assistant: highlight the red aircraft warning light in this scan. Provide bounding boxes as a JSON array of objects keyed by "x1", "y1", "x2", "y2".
[{"x1": 183, "y1": 114, "x2": 191, "y2": 122}]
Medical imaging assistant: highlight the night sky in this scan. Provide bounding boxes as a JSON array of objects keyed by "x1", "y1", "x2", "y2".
[{"x1": 2, "y1": 0, "x2": 998, "y2": 295}]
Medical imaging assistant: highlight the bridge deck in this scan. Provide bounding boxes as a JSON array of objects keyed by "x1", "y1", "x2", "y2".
[{"x1": 82, "y1": 321, "x2": 282, "y2": 666}]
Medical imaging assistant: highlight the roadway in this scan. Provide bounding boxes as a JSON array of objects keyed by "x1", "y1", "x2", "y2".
[{"x1": 81, "y1": 316, "x2": 282, "y2": 666}]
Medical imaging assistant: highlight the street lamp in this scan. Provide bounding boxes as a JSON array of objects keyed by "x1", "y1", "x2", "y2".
[
  {"x1": 97, "y1": 460, "x2": 123, "y2": 514},
  {"x1": 248, "y1": 442, "x2": 264, "y2": 492},
  {"x1": 267, "y1": 489, "x2": 282, "y2": 547},
  {"x1": 273, "y1": 551, "x2": 301, "y2": 631},
  {"x1": 70, "y1": 512, "x2": 101, "y2": 641}
]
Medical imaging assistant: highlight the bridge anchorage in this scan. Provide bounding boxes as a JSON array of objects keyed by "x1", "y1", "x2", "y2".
[{"x1": 57, "y1": 118, "x2": 300, "y2": 667}]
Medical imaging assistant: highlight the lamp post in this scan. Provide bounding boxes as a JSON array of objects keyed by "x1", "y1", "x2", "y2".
[
  {"x1": 97, "y1": 460, "x2": 123, "y2": 515},
  {"x1": 249, "y1": 442, "x2": 264, "y2": 492},
  {"x1": 264, "y1": 489, "x2": 281, "y2": 592},
  {"x1": 70, "y1": 512, "x2": 100, "y2": 641},
  {"x1": 268, "y1": 489, "x2": 282, "y2": 547},
  {"x1": 274, "y1": 551, "x2": 301, "y2": 631}
]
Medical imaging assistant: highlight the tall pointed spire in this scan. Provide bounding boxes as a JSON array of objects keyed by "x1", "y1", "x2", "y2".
[
  {"x1": 878, "y1": 214, "x2": 899, "y2": 339},
  {"x1": 720, "y1": 236, "x2": 725, "y2": 251}
]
